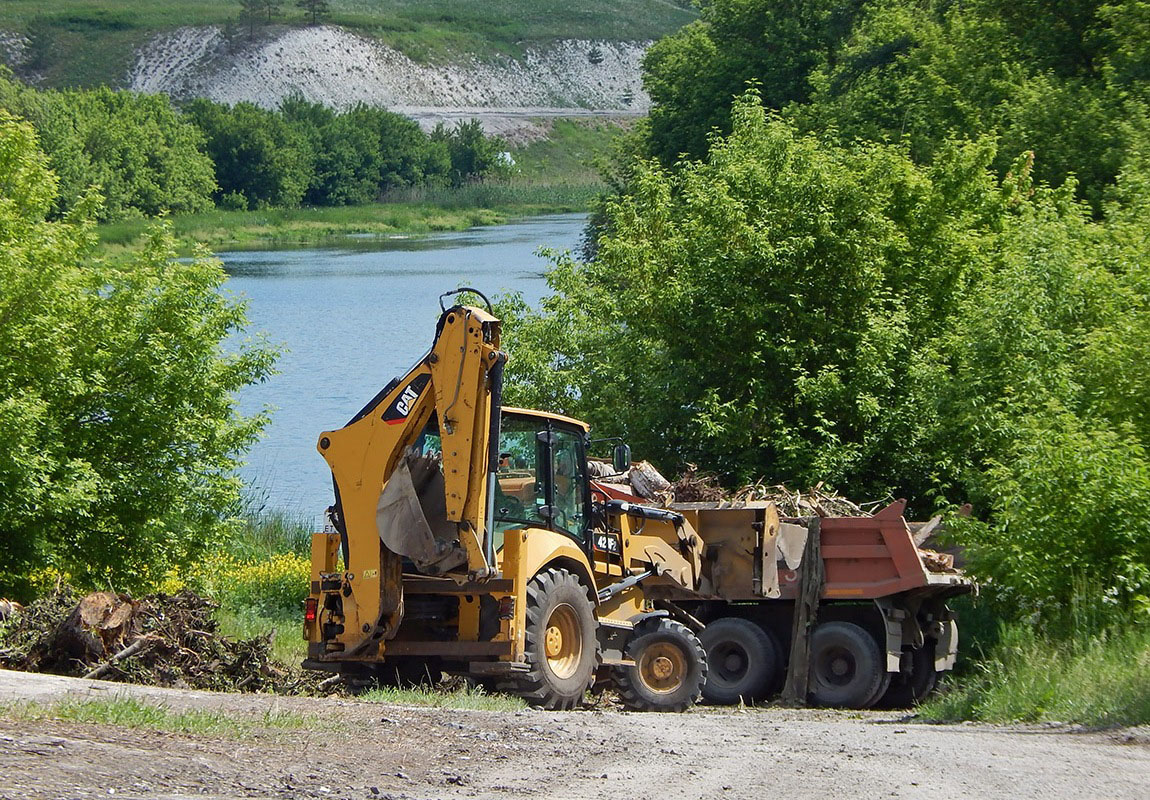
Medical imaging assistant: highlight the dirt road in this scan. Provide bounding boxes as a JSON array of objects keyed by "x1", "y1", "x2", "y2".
[{"x1": 0, "y1": 669, "x2": 1146, "y2": 800}]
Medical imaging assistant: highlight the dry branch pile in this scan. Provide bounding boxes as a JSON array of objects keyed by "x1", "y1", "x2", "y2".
[
  {"x1": 665, "y1": 465, "x2": 876, "y2": 517},
  {"x1": 0, "y1": 585, "x2": 323, "y2": 694},
  {"x1": 630, "y1": 464, "x2": 958, "y2": 574}
]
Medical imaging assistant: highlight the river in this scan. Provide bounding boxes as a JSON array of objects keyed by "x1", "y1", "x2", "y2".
[{"x1": 221, "y1": 213, "x2": 586, "y2": 521}]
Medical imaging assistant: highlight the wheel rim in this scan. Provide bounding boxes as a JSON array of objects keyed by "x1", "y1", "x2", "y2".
[
  {"x1": 817, "y1": 645, "x2": 857, "y2": 687},
  {"x1": 544, "y1": 603, "x2": 582, "y2": 680},
  {"x1": 711, "y1": 641, "x2": 749, "y2": 684},
  {"x1": 637, "y1": 641, "x2": 688, "y2": 694}
]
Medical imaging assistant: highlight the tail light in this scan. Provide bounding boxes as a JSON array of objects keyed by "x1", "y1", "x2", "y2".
[
  {"x1": 304, "y1": 597, "x2": 318, "y2": 623},
  {"x1": 498, "y1": 596, "x2": 514, "y2": 620}
]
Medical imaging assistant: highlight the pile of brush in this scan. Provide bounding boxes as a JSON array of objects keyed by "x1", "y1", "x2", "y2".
[{"x1": 0, "y1": 585, "x2": 324, "y2": 694}]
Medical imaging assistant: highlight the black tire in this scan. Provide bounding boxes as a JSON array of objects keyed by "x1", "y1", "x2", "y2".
[
  {"x1": 877, "y1": 640, "x2": 939, "y2": 708},
  {"x1": 512, "y1": 568, "x2": 597, "y2": 710},
  {"x1": 809, "y1": 621, "x2": 886, "y2": 709},
  {"x1": 699, "y1": 617, "x2": 780, "y2": 705},
  {"x1": 614, "y1": 618, "x2": 707, "y2": 712}
]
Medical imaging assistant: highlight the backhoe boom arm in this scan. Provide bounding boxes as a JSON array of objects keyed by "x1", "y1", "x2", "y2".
[{"x1": 315, "y1": 302, "x2": 503, "y2": 651}]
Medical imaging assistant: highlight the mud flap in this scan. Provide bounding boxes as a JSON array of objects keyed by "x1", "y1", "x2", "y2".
[
  {"x1": 934, "y1": 618, "x2": 959, "y2": 671},
  {"x1": 376, "y1": 453, "x2": 467, "y2": 573}
]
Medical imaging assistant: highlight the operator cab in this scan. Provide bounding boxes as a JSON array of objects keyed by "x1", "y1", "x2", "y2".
[{"x1": 418, "y1": 408, "x2": 592, "y2": 554}]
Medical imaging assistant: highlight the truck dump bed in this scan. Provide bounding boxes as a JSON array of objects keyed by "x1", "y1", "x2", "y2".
[{"x1": 648, "y1": 497, "x2": 969, "y2": 604}]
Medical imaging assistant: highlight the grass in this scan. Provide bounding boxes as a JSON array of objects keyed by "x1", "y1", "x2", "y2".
[
  {"x1": 0, "y1": 1, "x2": 696, "y2": 85},
  {"x1": 359, "y1": 684, "x2": 526, "y2": 712},
  {"x1": 96, "y1": 182, "x2": 597, "y2": 252},
  {"x1": 0, "y1": 695, "x2": 331, "y2": 736},
  {"x1": 512, "y1": 118, "x2": 631, "y2": 181},
  {"x1": 206, "y1": 510, "x2": 313, "y2": 666},
  {"x1": 920, "y1": 621, "x2": 1150, "y2": 727},
  {"x1": 216, "y1": 607, "x2": 308, "y2": 667}
]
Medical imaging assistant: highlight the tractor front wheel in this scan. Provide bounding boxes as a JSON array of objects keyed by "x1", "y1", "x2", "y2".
[{"x1": 614, "y1": 618, "x2": 706, "y2": 712}]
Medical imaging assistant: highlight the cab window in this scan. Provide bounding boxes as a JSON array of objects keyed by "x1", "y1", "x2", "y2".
[
  {"x1": 493, "y1": 417, "x2": 547, "y2": 534},
  {"x1": 551, "y1": 427, "x2": 587, "y2": 539}
]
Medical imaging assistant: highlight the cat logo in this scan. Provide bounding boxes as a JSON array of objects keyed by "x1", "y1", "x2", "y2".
[
  {"x1": 381, "y1": 374, "x2": 431, "y2": 425},
  {"x1": 395, "y1": 385, "x2": 418, "y2": 417}
]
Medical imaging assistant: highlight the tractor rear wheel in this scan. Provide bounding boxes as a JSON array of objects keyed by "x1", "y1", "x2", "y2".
[
  {"x1": 699, "y1": 617, "x2": 780, "y2": 705},
  {"x1": 513, "y1": 568, "x2": 597, "y2": 710},
  {"x1": 809, "y1": 621, "x2": 886, "y2": 709},
  {"x1": 614, "y1": 618, "x2": 706, "y2": 712}
]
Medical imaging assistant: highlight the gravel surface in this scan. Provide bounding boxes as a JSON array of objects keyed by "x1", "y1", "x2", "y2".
[{"x1": 1, "y1": 669, "x2": 1147, "y2": 800}]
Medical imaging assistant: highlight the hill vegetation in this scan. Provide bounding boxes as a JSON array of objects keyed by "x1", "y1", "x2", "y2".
[{"x1": 0, "y1": 0, "x2": 696, "y2": 88}]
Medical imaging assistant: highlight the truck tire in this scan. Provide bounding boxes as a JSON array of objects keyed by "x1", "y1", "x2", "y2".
[
  {"x1": 810, "y1": 621, "x2": 886, "y2": 709},
  {"x1": 614, "y1": 618, "x2": 707, "y2": 712},
  {"x1": 513, "y1": 568, "x2": 597, "y2": 710},
  {"x1": 877, "y1": 640, "x2": 938, "y2": 708},
  {"x1": 700, "y1": 618, "x2": 780, "y2": 705}
]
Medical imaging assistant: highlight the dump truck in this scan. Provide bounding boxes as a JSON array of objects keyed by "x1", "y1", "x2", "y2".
[{"x1": 302, "y1": 290, "x2": 971, "y2": 709}]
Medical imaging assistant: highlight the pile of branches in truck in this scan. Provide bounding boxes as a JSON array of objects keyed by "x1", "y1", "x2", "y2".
[{"x1": 591, "y1": 460, "x2": 959, "y2": 574}]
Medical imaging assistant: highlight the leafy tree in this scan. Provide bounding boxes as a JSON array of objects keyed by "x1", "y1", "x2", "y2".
[
  {"x1": 641, "y1": 0, "x2": 867, "y2": 163},
  {"x1": 501, "y1": 92, "x2": 1150, "y2": 622},
  {"x1": 281, "y1": 97, "x2": 383, "y2": 204},
  {"x1": 500, "y1": 92, "x2": 996, "y2": 492},
  {"x1": 431, "y1": 119, "x2": 510, "y2": 186},
  {"x1": 239, "y1": 0, "x2": 265, "y2": 38},
  {"x1": 297, "y1": 0, "x2": 330, "y2": 26},
  {"x1": 184, "y1": 98, "x2": 313, "y2": 208},
  {"x1": 793, "y1": 0, "x2": 1148, "y2": 213},
  {"x1": 0, "y1": 112, "x2": 276, "y2": 599},
  {"x1": 0, "y1": 71, "x2": 216, "y2": 220}
]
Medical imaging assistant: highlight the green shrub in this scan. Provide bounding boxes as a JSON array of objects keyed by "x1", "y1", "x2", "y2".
[{"x1": 923, "y1": 622, "x2": 1150, "y2": 726}]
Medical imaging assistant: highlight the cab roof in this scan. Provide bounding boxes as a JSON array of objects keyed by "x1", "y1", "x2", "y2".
[{"x1": 503, "y1": 406, "x2": 590, "y2": 432}]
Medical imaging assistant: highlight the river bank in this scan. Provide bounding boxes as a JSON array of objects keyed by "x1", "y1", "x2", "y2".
[{"x1": 97, "y1": 183, "x2": 599, "y2": 252}]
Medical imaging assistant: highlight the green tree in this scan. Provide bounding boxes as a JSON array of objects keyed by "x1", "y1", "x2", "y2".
[
  {"x1": 500, "y1": 92, "x2": 995, "y2": 492},
  {"x1": 239, "y1": 0, "x2": 264, "y2": 38},
  {"x1": 297, "y1": 0, "x2": 330, "y2": 26},
  {"x1": 431, "y1": 119, "x2": 509, "y2": 186},
  {"x1": 0, "y1": 71, "x2": 216, "y2": 221},
  {"x1": 184, "y1": 98, "x2": 313, "y2": 208},
  {"x1": 641, "y1": 0, "x2": 866, "y2": 163},
  {"x1": 0, "y1": 112, "x2": 276, "y2": 599}
]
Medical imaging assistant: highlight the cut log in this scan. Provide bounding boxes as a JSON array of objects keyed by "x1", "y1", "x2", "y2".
[
  {"x1": 0, "y1": 599, "x2": 22, "y2": 622},
  {"x1": 780, "y1": 515, "x2": 824, "y2": 706},
  {"x1": 56, "y1": 592, "x2": 140, "y2": 662},
  {"x1": 628, "y1": 461, "x2": 672, "y2": 503}
]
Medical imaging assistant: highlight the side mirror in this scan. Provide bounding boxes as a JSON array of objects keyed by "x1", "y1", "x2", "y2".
[{"x1": 612, "y1": 443, "x2": 632, "y2": 474}]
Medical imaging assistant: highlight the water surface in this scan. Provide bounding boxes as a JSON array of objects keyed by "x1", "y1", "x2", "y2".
[{"x1": 223, "y1": 213, "x2": 585, "y2": 519}]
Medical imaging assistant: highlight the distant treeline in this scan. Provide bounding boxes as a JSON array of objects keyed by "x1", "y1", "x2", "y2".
[{"x1": 0, "y1": 68, "x2": 509, "y2": 221}]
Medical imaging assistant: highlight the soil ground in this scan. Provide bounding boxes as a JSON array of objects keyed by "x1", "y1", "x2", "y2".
[{"x1": 1, "y1": 669, "x2": 1147, "y2": 800}]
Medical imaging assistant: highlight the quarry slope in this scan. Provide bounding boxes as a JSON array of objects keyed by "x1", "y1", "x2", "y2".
[{"x1": 126, "y1": 24, "x2": 648, "y2": 138}]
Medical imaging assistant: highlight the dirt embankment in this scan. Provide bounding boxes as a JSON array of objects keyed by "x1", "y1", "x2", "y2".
[
  {"x1": 1, "y1": 669, "x2": 1148, "y2": 800},
  {"x1": 127, "y1": 25, "x2": 648, "y2": 141}
]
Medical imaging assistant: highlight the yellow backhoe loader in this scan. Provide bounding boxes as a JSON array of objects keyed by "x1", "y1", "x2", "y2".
[
  {"x1": 302, "y1": 290, "x2": 970, "y2": 710},
  {"x1": 302, "y1": 289, "x2": 715, "y2": 710}
]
